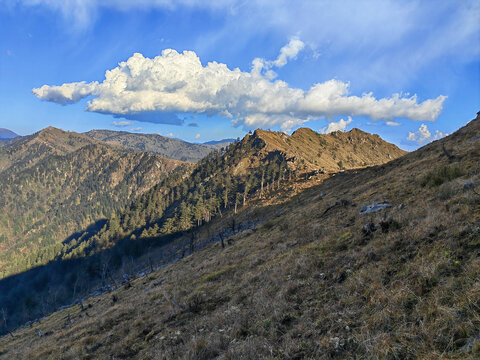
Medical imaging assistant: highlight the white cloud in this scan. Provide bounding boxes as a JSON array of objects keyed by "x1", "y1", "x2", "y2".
[
  {"x1": 252, "y1": 37, "x2": 305, "y2": 78},
  {"x1": 32, "y1": 81, "x2": 98, "y2": 105},
  {"x1": 433, "y1": 129, "x2": 448, "y2": 140},
  {"x1": 407, "y1": 124, "x2": 448, "y2": 144},
  {"x1": 386, "y1": 121, "x2": 400, "y2": 126},
  {"x1": 195, "y1": 133, "x2": 201, "y2": 139},
  {"x1": 112, "y1": 120, "x2": 132, "y2": 127},
  {"x1": 33, "y1": 46, "x2": 446, "y2": 131},
  {"x1": 130, "y1": 127, "x2": 142, "y2": 132},
  {"x1": 273, "y1": 37, "x2": 305, "y2": 67},
  {"x1": 321, "y1": 116, "x2": 353, "y2": 134},
  {"x1": 407, "y1": 124, "x2": 430, "y2": 144}
]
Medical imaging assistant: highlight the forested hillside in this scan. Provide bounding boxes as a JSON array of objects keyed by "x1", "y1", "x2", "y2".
[
  {"x1": 1, "y1": 114, "x2": 478, "y2": 359},
  {"x1": 0, "y1": 126, "x2": 405, "y2": 332},
  {"x1": 64, "y1": 127, "x2": 405, "y2": 260},
  {"x1": 85, "y1": 129, "x2": 225, "y2": 162},
  {"x1": 0, "y1": 127, "x2": 188, "y2": 278}
]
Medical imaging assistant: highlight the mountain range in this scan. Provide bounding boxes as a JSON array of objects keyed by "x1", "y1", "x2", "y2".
[
  {"x1": 1, "y1": 115, "x2": 479, "y2": 358},
  {"x1": 0, "y1": 124, "x2": 405, "y2": 337},
  {"x1": 84, "y1": 129, "x2": 232, "y2": 162}
]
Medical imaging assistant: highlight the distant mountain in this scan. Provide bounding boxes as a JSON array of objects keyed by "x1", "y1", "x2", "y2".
[
  {"x1": 0, "y1": 128, "x2": 19, "y2": 140},
  {"x1": 0, "y1": 127, "x2": 188, "y2": 278},
  {"x1": 202, "y1": 138, "x2": 236, "y2": 149},
  {"x1": 85, "y1": 129, "x2": 220, "y2": 162}
]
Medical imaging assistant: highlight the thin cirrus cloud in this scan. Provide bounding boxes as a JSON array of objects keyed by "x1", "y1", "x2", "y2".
[
  {"x1": 16, "y1": 1, "x2": 479, "y2": 89},
  {"x1": 32, "y1": 40, "x2": 447, "y2": 131}
]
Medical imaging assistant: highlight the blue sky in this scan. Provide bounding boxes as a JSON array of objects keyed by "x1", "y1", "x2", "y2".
[{"x1": 0, "y1": 1, "x2": 479, "y2": 150}]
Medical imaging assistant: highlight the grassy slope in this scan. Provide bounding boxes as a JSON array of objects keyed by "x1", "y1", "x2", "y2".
[
  {"x1": 255, "y1": 127, "x2": 407, "y2": 171},
  {"x1": 1, "y1": 115, "x2": 479, "y2": 359}
]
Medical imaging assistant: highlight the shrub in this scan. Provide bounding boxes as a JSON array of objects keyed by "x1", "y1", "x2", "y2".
[{"x1": 421, "y1": 165, "x2": 464, "y2": 187}]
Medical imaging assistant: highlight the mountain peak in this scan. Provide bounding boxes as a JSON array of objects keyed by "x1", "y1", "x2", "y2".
[
  {"x1": 245, "y1": 127, "x2": 406, "y2": 172},
  {"x1": 0, "y1": 128, "x2": 19, "y2": 140}
]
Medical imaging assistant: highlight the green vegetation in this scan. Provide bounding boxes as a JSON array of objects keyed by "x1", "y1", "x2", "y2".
[
  {"x1": 0, "y1": 128, "x2": 187, "y2": 278},
  {"x1": 421, "y1": 165, "x2": 465, "y2": 187}
]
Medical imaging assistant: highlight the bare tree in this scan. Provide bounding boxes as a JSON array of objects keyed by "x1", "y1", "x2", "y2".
[{"x1": 260, "y1": 168, "x2": 265, "y2": 199}]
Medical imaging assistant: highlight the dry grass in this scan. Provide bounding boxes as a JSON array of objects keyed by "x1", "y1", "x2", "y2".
[{"x1": 1, "y1": 115, "x2": 479, "y2": 359}]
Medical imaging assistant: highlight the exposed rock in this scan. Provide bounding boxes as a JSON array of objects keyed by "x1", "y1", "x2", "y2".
[
  {"x1": 464, "y1": 181, "x2": 476, "y2": 190},
  {"x1": 360, "y1": 202, "x2": 392, "y2": 214}
]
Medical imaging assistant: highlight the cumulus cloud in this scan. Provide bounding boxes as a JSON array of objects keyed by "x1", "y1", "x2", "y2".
[
  {"x1": 112, "y1": 120, "x2": 132, "y2": 127},
  {"x1": 33, "y1": 45, "x2": 446, "y2": 131},
  {"x1": 32, "y1": 81, "x2": 98, "y2": 105},
  {"x1": 321, "y1": 117, "x2": 353, "y2": 134},
  {"x1": 407, "y1": 124, "x2": 448, "y2": 144},
  {"x1": 195, "y1": 133, "x2": 201, "y2": 139}
]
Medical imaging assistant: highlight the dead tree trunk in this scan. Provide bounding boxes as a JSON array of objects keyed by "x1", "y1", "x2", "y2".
[{"x1": 260, "y1": 169, "x2": 265, "y2": 199}]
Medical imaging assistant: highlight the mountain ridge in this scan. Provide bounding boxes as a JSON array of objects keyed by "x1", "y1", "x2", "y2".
[
  {"x1": 85, "y1": 129, "x2": 222, "y2": 162},
  {"x1": 253, "y1": 127, "x2": 407, "y2": 172}
]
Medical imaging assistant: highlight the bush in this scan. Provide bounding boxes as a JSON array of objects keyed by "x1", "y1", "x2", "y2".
[{"x1": 421, "y1": 165, "x2": 464, "y2": 187}]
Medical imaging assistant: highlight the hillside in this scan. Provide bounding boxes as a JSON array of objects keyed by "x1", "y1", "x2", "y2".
[
  {"x1": 0, "y1": 127, "x2": 188, "y2": 278},
  {"x1": 1, "y1": 113, "x2": 478, "y2": 359},
  {"x1": 0, "y1": 125, "x2": 405, "y2": 339},
  {"x1": 85, "y1": 129, "x2": 223, "y2": 162}
]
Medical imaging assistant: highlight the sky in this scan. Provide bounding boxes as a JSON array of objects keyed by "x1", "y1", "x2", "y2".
[{"x1": 0, "y1": 0, "x2": 479, "y2": 150}]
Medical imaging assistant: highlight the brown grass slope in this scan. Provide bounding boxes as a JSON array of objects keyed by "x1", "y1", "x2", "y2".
[
  {"x1": 1, "y1": 114, "x2": 480, "y2": 359},
  {"x1": 252, "y1": 127, "x2": 406, "y2": 172},
  {"x1": 227, "y1": 127, "x2": 405, "y2": 182}
]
